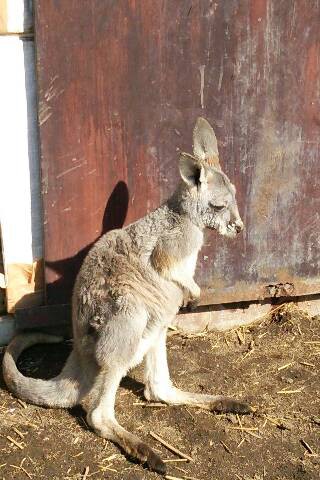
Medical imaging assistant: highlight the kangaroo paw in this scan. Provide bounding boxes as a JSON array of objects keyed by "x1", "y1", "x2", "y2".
[
  {"x1": 186, "y1": 297, "x2": 200, "y2": 311},
  {"x1": 136, "y1": 442, "x2": 166, "y2": 474}
]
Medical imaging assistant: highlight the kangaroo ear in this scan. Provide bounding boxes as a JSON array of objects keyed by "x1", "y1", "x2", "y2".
[
  {"x1": 179, "y1": 153, "x2": 206, "y2": 187},
  {"x1": 193, "y1": 117, "x2": 220, "y2": 168}
]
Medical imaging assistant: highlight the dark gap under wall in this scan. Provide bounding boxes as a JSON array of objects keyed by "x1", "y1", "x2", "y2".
[{"x1": 0, "y1": 228, "x2": 6, "y2": 314}]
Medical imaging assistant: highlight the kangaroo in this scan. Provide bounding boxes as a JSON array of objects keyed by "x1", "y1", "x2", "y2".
[{"x1": 3, "y1": 118, "x2": 250, "y2": 474}]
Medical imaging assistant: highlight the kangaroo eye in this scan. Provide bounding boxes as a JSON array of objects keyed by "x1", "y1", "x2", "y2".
[{"x1": 213, "y1": 204, "x2": 225, "y2": 211}]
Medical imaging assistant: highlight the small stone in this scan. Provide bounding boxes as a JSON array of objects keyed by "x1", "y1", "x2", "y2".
[
  {"x1": 311, "y1": 416, "x2": 320, "y2": 426},
  {"x1": 227, "y1": 414, "x2": 238, "y2": 424}
]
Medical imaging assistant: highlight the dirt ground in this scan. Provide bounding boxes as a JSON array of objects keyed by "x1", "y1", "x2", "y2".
[{"x1": 0, "y1": 303, "x2": 319, "y2": 480}]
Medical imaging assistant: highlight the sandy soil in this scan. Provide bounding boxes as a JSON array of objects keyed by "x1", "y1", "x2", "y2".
[{"x1": 0, "y1": 303, "x2": 319, "y2": 480}]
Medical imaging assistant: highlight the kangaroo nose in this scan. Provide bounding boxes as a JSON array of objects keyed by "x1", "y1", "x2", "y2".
[{"x1": 234, "y1": 220, "x2": 244, "y2": 233}]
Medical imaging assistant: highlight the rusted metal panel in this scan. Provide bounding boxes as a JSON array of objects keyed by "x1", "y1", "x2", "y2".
[{"x1": 34, "y1": 0, "x2": 320, "y2": 306}]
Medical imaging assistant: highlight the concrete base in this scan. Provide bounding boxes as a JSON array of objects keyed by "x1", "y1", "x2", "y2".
[
  {"x1": 174, "y1": 296, "x2": 320, "y2": 333},
  {"x1": 174, "y1": 302, "x2": 271, "y2": 333},
  {"x1": 1, "y1": 296, "x2": 320, "y2": 346}
]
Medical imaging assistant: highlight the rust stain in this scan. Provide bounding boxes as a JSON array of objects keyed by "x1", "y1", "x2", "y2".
[
  {"x1": 265, "y1": 282, "x2": 294, "y2": 297},
  {"x1": 250, "y1": 110, "x2": 301, "y2": 221}
]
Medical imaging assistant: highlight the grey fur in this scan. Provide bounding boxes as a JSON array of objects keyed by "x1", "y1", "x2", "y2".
[{"x1": 3, "y1": 118, "x2": 248, "y2": 474}]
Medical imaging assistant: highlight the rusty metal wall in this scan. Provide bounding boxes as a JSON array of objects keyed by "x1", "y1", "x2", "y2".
[{"x1": 34, "y1": 0, "x2": 320, "y2": 306}]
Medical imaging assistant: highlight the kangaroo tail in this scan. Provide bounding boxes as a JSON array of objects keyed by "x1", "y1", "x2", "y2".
[{"x1": 2, "y1": 333, "x2": 82, "y2": 408}]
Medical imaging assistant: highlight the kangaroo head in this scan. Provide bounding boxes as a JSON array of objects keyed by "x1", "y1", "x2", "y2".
[{"x1": 179, "y1": 117, "x2": 244, "y2": 238}]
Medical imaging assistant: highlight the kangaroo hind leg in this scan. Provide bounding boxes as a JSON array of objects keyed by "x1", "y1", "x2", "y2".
[
  {"x1": 144, "y1": 328, "x2": 251, "y2": 414},
  {"x1": 84, "y1": 364, "x2": 166, "y2": 475}
]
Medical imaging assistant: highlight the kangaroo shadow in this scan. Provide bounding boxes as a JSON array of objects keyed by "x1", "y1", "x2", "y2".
[{"x1": 45, "y1": 181, "x2": 129, "y2": 305}]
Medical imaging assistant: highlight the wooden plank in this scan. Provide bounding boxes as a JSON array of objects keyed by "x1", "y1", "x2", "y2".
[
  {"x1": 0, "y1": 0, "x2": 33, "y2": 34},
  {"x1": 0, "y1": 315, "x2": 17, "y2": 346},
  {"x1": 5, "y1": 261, "x2": 44, "y2": 313},
  {"x1": 14, "y1": 304, "x2": 71, "y2": 329},
  {"x1": 0, "y1": 305, "x2": 71, "y2": 346},
  {"x1": 0, "y1": 0, "x2": 7, "y2": 33},
  {"x1": 34, "y1": 1, "x2": 320, "y2": 307},
  {"x1": 7, "y1": 295, "x2": 320, "y2": 341}
]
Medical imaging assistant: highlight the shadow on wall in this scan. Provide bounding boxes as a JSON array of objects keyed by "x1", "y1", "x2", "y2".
[{"x1": 45, "y1": 181, "x2": 129, "y2": 304}]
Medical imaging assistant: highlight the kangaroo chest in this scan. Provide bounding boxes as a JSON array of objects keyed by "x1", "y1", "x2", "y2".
[{"x1": 168, "y1": 251, "x2": 199, "y2": 280}]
